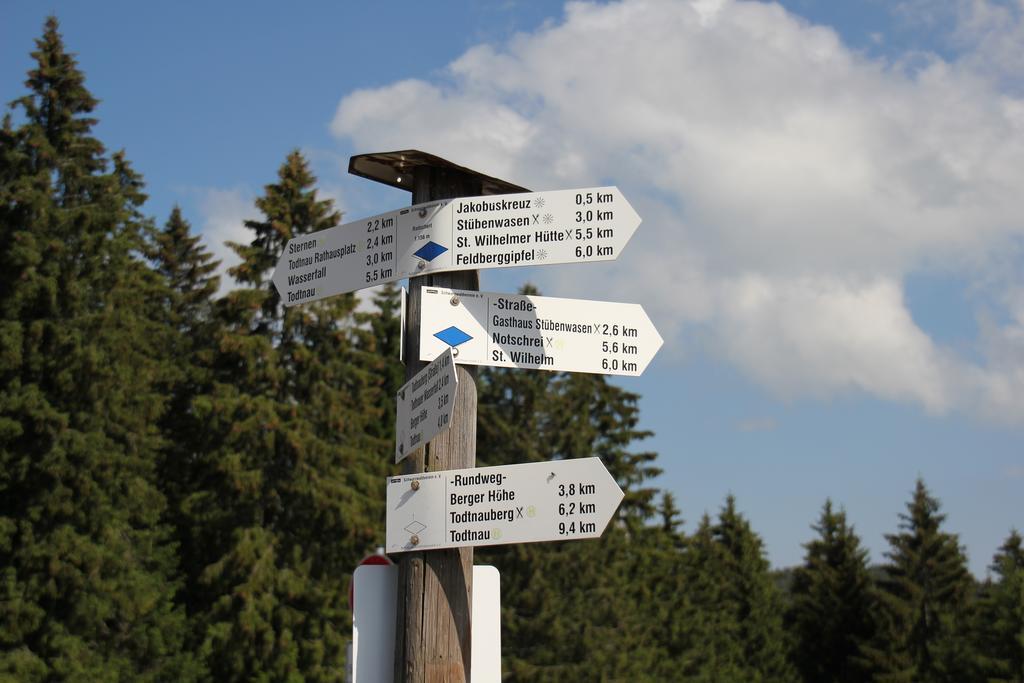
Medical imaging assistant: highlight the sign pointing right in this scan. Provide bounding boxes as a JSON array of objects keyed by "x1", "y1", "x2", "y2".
[
  {"x1": 419, "y1": 287, "x2": 663, "y2": 376},
  {"x1": 386, "y1": 458, "x2": 623, "y2": 553}
]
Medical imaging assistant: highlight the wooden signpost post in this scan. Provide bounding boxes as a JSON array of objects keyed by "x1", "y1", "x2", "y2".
[{"x1": 349, "y1": 151, "x2": 528, "y2": 683}]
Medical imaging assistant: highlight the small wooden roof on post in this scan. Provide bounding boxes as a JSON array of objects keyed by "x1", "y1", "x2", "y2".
[{"x1": 348, "y1": 149, "x2": 530, "y2": 195}]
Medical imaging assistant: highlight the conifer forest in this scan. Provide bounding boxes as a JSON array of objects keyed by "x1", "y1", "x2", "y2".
[{"x1": 2, "y1": 18, "x2": 1022, "y2": 683}]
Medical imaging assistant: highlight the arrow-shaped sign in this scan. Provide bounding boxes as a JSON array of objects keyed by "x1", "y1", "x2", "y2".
[
  {"x1": 419, "y1": 286, "x2": 662, "y2": 376},
  {"x1": 272, "y1": 186, "x2": 641, "y2": 306},
  {"x1": 395, "y1": 348, "x2": 458, "y2": 463},
  {"x1": 385, "y1": 458, "x2": 623, "y2": 553}
]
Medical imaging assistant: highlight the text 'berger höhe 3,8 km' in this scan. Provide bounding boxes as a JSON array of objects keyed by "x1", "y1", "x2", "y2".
[{"x1": 385, "y1": 458, "x2": 624, "y2": 553}]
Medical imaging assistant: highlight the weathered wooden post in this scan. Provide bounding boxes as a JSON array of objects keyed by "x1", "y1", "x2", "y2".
[{"x1": 348, "y1": 151, "x2": 527, "y2": 682}]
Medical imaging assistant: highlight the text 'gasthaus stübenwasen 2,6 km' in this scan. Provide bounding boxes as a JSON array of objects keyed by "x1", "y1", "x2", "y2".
[
  {"x1": 419, "y1": 287, "x2": 662, "y2": 377},
  {"x1": 271, "y1": 186, "x2": 641, "y2": 305},
  {"x1": 386, "y1": 458, "x2": 624, "y2": 553}
]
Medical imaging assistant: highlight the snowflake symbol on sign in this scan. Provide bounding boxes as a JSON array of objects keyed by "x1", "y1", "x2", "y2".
[
  {"x1": 537, "y1": 249, "x2": 549, "y2": 260},
  {"x1": 533, "y1": 196, "x2": 546, "y2": 209},
  {"x1": 543, "y1": 213, "x2": 554, "y2": 224}
]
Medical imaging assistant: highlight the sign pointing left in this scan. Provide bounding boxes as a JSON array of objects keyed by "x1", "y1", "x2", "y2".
[{"x1": 272, "y1": 205, "x2": 407, "y2": 306}]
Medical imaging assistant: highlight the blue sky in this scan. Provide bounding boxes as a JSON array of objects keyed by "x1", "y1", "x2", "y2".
[{"x1": 4, "y1": 0, "x2": 1022, "y2": 577}]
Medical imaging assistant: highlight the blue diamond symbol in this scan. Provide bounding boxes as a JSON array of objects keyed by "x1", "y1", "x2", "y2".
[
  {"x1": 414, "y1": 241, "x2": 448, "y2": 262},
  {"x1": 434, "y1": 326, "x2": 472, "y2": 348}
]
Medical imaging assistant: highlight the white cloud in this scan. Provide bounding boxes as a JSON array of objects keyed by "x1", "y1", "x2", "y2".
[
  {"x1": 193, "y1": 171, "x2": 351, "y2": 298},
  {"x1": 952, "y1": 0, "x2": 1024, "y2": 90},
  {"x1": 714, "y1": 275, "x2": 955, "y2": 412},
  {"x1": 196, "y1": 187, "x2": 253, "y2": 294},
  {"x1": 331, "y1": 0, "x2": 1024, "y2": 423},
  {"x1": 332, "y1": 79, "x2": 538, "y2": 185},
  {"x1": 894, "y1": 0, "x2": 1024, "y2": 91}
]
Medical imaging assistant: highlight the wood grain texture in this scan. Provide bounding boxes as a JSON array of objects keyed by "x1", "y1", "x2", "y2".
[{"x1": 394, "y1": 165, "x2": 483, "y2": 683}]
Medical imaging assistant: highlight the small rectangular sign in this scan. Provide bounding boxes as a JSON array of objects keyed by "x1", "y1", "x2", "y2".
[{"x1": 395, "y1": 348, "x2": 458, "y2": 463}]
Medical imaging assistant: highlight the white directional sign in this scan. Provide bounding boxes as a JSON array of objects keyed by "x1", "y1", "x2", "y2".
[
  {"x1": 272, "y1": 186, "x2": 641, "y2": 306},
  {"x1": 395, "y1": 348, "x2": 458, "y2": 463},
  {"x1": 385, "y1": 458, "x2": 623, "y2": 553},
  {"x1": 419, "y1": 287, "x2": 662, "y2": 376}
]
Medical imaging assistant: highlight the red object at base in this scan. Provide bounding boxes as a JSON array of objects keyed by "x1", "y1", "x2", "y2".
[{"x1": 349, "y1": 550, "x2": 393, "y2": 613}]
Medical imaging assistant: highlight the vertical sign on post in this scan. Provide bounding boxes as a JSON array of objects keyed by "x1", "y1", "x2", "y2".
[{"x1": 395, "y1": 348, "x2": 458, "y2": 463}]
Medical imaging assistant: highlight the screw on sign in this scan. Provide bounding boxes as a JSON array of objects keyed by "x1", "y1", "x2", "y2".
[{"x1": 349, "y1": 548, "x2": 393, "y2": 613}]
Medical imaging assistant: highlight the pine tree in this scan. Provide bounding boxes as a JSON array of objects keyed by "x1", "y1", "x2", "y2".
[
  {"x1": 0, "y1": 17, "x2": 197, "y2": 680},
  {"x1": 154, "y1": 206, "x2": 220, "y2": 337},
  {"x1": 358, "y1": 282, "x2": 406, "y2": 473},
  {"x1": 475, "y1": 359, "x2": 562, "y2": 680},
  {"x1": 976, "y1": 530, "x2": 1024, "y2": 682},
  {"x1": 680, "y1": 513, "x2": 749, "y2": 681},
  {"x1": 476, "y1": 284, "x2": 557, "y2": 471},
  {"x1": 712, "y1": 496, "x2": 798, "y2": 682},
  {"x1": 861, "y1": 479, "x2": 980, "y2": 683},
  {"x1": 474, "y1": 300, "x2": 667, "y2": 680},
  {"x1": 635, "y1": 493, "x2": 709, "y2": 681},
  {"x1": 367, "y1": 283, "x2": 404, "y2": 427},
  {"x1": 785, "y1": 500, "x2": 876, "y2": 683},
  {"x1": 550, "y1": 371, "x2": 660, "y2": 526},
  {"x1": 150, "y1": 206, "x2": 220, "y2": 634},
  {"x1": 182, "y1": 150, "x2": 386, "y2": 681}
]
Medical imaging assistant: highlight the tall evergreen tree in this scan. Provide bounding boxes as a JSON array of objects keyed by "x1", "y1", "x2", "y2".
[
  {"x1": 679, "y1": 513, "x2": 749, "y2": 681},
  {"x1": 0, "y1": 17, "x2": 197, "y2": 680},
  {"x1": 712, "y1": 496, "x2": 798, "y2": 683},
  {"x1": 976, "y1": 530, "x2": 1024, "y2": 682},
  {"x1": 154, "y1": 206, "x2": 220, "y2": 337},
  {"x1": 641, "y1": 492, "x2": 691, "y2": 677},
  {"x1": 550, "y1": 371, "x2": 660, "y2": 526},
  {"x1": 150, "y1": 206, "x2": 221, "y2": 635},
  {"x1": 785, "y1": 500, "x2": 876, "y2": 683},
  {"x1": 861, "y1": 479, "x2": 980, "y2": 683},
  {"x1": 475, "y1": 300, "x2": 666, "y2": 680},
  {"x1": 360, "y1": 282, "x2": 406, "y2": 468},
  {"x1": 367, "y1": 283, "x2": 404, "y2": 416},
  {"x1": 182, "y1": 150, "x2": 386, "y2": 681}
]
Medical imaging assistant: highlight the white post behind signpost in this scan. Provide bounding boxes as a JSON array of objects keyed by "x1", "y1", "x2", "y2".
[{"x1": 352, "y1": 565, "x2": 501, "y2": 682}]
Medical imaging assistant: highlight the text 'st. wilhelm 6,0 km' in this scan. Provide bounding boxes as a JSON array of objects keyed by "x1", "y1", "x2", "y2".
[
  {"x1": 420, "y1": 287, "x2": 662, "y2": 376},
  {"x1": 271, "y1": 186, "x2": 641, "y2": 305},
  {"x1": 385, "y1": 458, "x2": 624, "y2": 553}
]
